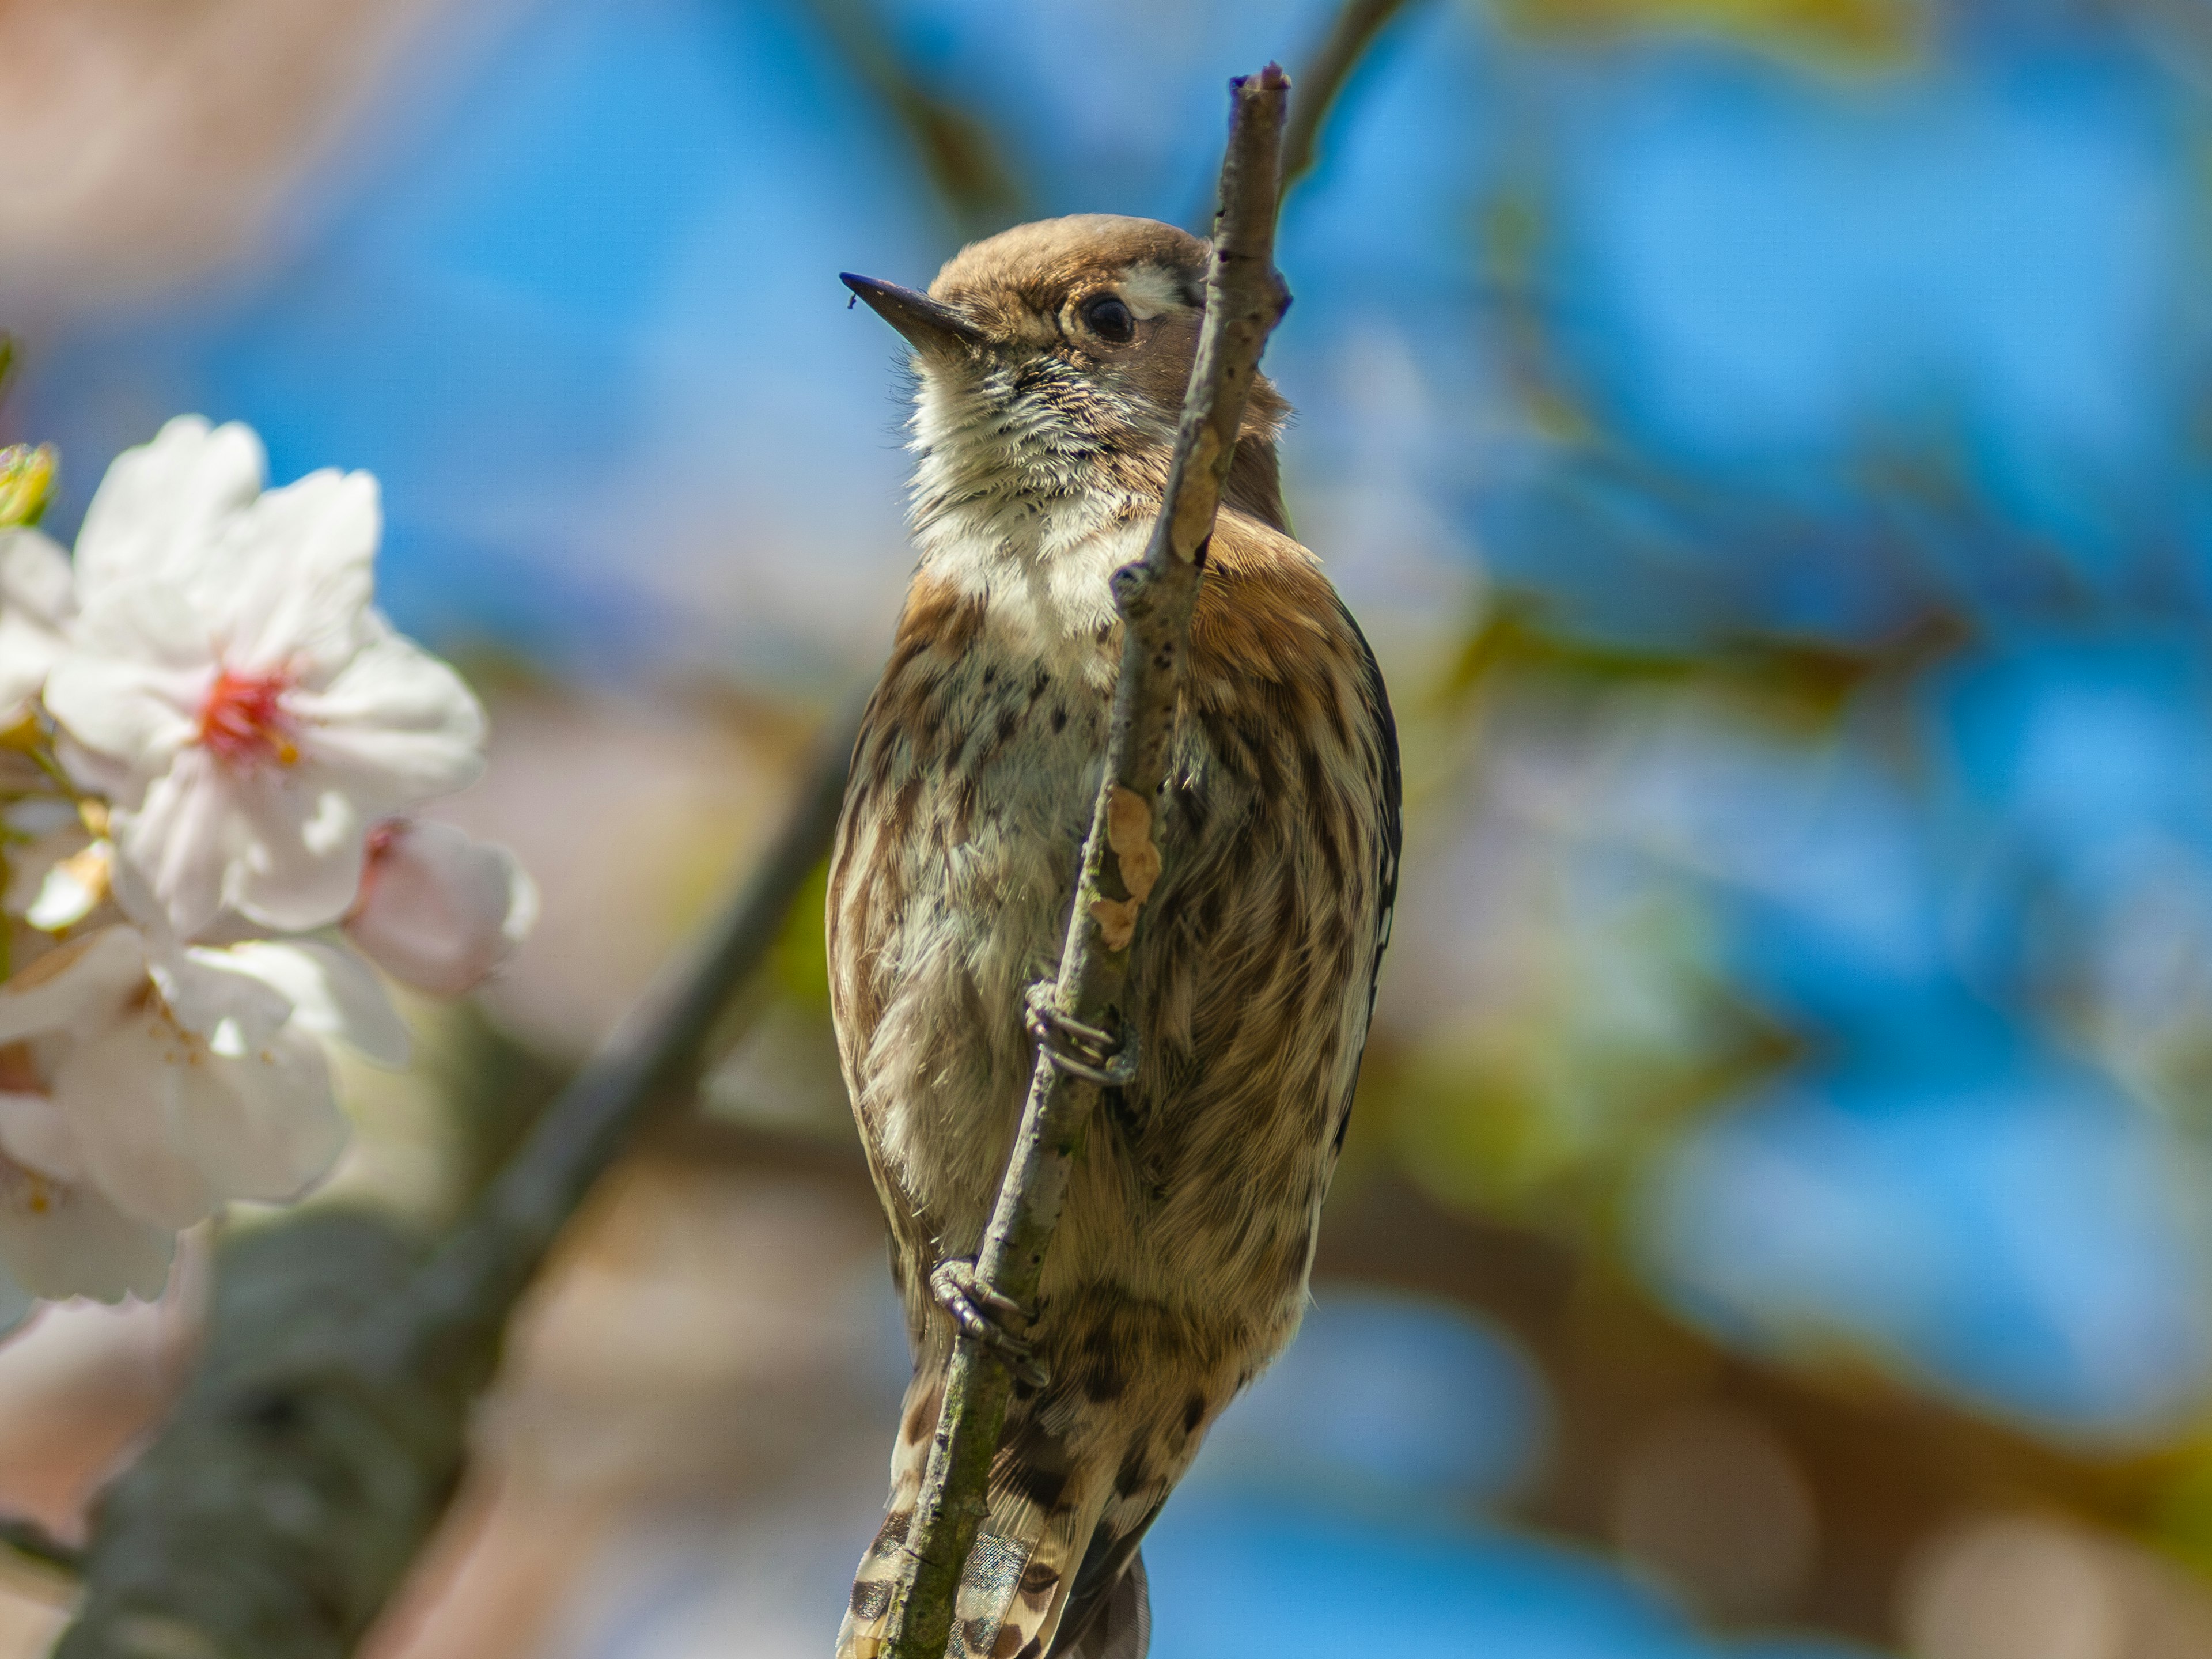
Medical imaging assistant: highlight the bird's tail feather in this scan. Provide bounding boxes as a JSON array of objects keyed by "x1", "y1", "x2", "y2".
[
  {"x1": 1058, "y1": 1552, "x2": 1149, "y2": 1659},
  {"x1": 836, "y1": 1358, "x2": 1152, "y2": 1659}
]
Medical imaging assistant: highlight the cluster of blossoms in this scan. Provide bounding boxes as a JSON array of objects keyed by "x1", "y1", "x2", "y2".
[{"x1": 0, "y1": 418, "x2": 532, "y2": 1328}]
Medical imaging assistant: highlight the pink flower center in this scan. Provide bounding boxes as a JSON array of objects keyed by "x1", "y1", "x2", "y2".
[{"x1": 199, "y1": 668, "x2": 301, "y2": 768}]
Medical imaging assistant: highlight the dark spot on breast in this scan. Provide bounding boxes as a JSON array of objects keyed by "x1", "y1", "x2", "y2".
[
  {"x1": 850, "y1": 1581, "x2": 891, "y2": 1619},
  {"x1": 1030, "y1": 666, "x2": 1051, "y2": 700},
  {"x1": 1101, "y1": 1085, "x2": 1143, "y2": 1153},
  {"x1": 1078, "y1": 1339, "x2": 1126, "y2": 1403},
  {"x1": 911, "y1": 712, "x2": 946, "y2": 770},
  {"x1": 1251, "y1": 718, "x2": 1289, "y2": 800},
  {"x1": 1191, "y1": 876, "x2": 1227, "y2": 944},
  {"x1": 1009, "y1": 1459, "x2": 1069, "y2": 1511},
  {"x1": 982, "y1": 665, "x2": 996, "y2": 685},
  {"x1": 1051, "y1": 704, "x2": 1068, "y2": 733},
  {"x1": 1270, "y1": 869, "x2": 1302, "y2": 953},
  {"x1": 1183, "y1": 1392, "x2": 1207, "y2": 1434},
  {"x1": 888, "y1": 777, "x2": 923, "y2": 842},
  {"x1": 1115, "y1": 1449, "x2": 1152, "y2": 1497},
  {"x1": 1302, "y1": 747, "x2": 1347, "y2": 891},
  {"x1": 1169, "y1": 777, "x2": 1210, "y2": 840},
  {"x1": 864, "y1": 734, "x2": 899, "y2": 793}
]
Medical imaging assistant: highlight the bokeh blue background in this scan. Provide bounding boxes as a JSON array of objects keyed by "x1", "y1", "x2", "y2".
[{"x1": 10, "y1": 0, "x2": 2212, "y2": 1652}]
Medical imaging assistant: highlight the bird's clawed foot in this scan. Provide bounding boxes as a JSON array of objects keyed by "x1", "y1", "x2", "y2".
[
  {"x1": 931, "y1": 1257, "x2": 1049, "y2": 1387},
  {"x1": 1024, "y1": 982, "x2": 1139, "y2": 1087}
]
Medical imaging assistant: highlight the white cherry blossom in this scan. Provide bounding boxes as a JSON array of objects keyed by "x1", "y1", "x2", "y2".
[
  {"x1": 0, "y1": 926, "x2": 348, "y2": 1230},
  {"x1": 0, "y1": 416, "x2": 530, "y2": 1330},
  {"x1": 346, "y1": 819, "x2": 537, "y2": 995},
  {"x1": 44, "y1": 422, "x2": 488, "y2": 939}
]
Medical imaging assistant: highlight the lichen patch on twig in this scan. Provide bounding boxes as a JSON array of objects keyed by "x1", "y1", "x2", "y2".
[{"x1": 1104, "y1": 785, "x2": 1161, "y2": 903}]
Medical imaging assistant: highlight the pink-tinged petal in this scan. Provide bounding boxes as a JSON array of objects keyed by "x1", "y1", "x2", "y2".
[
  {"x1": 0, "y1": 527, "x2": 74, "y2": 627},
  {"x1": 115, "y1": 752, "x2": 240, "y2": 938},
  {"x1": 74, "y1": 418, "x2": 265, "y2": 598},
  {"x1": 205, "y1": 471, "x2": 379, "y2": 679},
  {"x1": 0, "y1": 1093, "x2": 85, "y2": 1184},
  {"x1": 52, "y1": 1014, "x2": 221, "y2": 1230},
  {"x1": 346, "y1": 820, "x2": 533, "y2": 995},
  {"x1": 174, "y1": 1025, "x2": 344, "y2": 1205},
  {"x1": 222, "y1": 770, "x2": 369, "y2": 934},
  {"x1": 0, "y1": 1170, "x2": 173, "y2": 1304},
  {"x1": 293, "y1": 633, "x2": 486, "y2": 804},
  {"x1": 0, "y1": 928, "x2": 149, "y2": 1047}
]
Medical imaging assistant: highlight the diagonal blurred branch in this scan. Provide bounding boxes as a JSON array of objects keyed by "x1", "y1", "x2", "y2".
[
  {"x1": 1281, "y1": 0, "x2": 1431, "y2": 202},
  {"x1": 797, "y1": 0, "x2": 1027, "y2": 242},
  {"x1": 0, "y1": 1513, "x2": 81, "y2": 1577},
  {"x1": 50, "y1": 705, "x2": 858, "y2": 1659}
]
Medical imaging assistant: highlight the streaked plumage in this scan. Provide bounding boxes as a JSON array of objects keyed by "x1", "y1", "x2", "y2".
[{"x1": 830, "y1": 215, "x2": 1399, "y2": 1659}]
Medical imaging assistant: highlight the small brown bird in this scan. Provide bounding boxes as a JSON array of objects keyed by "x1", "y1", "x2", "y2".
[{"x1": 829, "y1": 214, "x2": 1399, "y2": 1659}]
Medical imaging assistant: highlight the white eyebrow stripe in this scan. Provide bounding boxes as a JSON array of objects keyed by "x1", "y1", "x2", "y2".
[{"x1": 1118, "y1": 263, "x2": 1194, "y2": 320}]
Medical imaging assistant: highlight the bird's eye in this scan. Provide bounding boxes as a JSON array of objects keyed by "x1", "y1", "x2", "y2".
[{"x1": 1080, "y1": 294, "x2": 1135, "y2": 344}]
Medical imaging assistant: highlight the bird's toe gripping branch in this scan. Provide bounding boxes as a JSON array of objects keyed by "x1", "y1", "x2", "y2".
[
  {"x1": 930, "y1": 1258, "x2": 1050, "y2": 1389},
  {"x1": 1023, "y1": 981, "x2": 1140, "y2": 1088}
]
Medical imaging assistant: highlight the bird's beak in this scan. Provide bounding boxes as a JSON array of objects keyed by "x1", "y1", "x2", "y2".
[{"x1": 841, "y1": 274, "x2": 985, "y2": 354}]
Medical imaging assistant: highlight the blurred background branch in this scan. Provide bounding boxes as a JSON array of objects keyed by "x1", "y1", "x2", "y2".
[
  {"x1": 796, "y1": 0, "x2": 1027, "y2": 241},
  {"x1": 1279, "y1": 0, "x2": 1429, "y2": 203}
]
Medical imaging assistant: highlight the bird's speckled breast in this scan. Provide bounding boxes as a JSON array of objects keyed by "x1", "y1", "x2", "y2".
[{"x1": 828, "y1": 531, "x2": 1135, "y2": 1270}]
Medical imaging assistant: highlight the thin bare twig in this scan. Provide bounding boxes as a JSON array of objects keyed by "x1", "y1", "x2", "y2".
[
  {"x1": 51, "y1": 709, "x2": 857, "y2": 1659},
  {"x1": 1281, "y1": 0, "x2": 1429, "y2": 201},
  {"x1": 876, "y1": 65, "x2": 1294, "y2": 1659}
]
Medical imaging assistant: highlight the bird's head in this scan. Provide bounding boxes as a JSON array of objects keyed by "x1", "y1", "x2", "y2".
[{"x1": 843, "y1": 214, "x2": 1289, "y2": 539}]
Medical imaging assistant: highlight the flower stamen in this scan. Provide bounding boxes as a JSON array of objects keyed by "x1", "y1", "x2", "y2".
[
  {"x1": 199, "y1": 668, "x2": 301, "y2": 768},
  {"x1": 0, "y1": 1156, "x2": 58, "y2": 1217}
]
